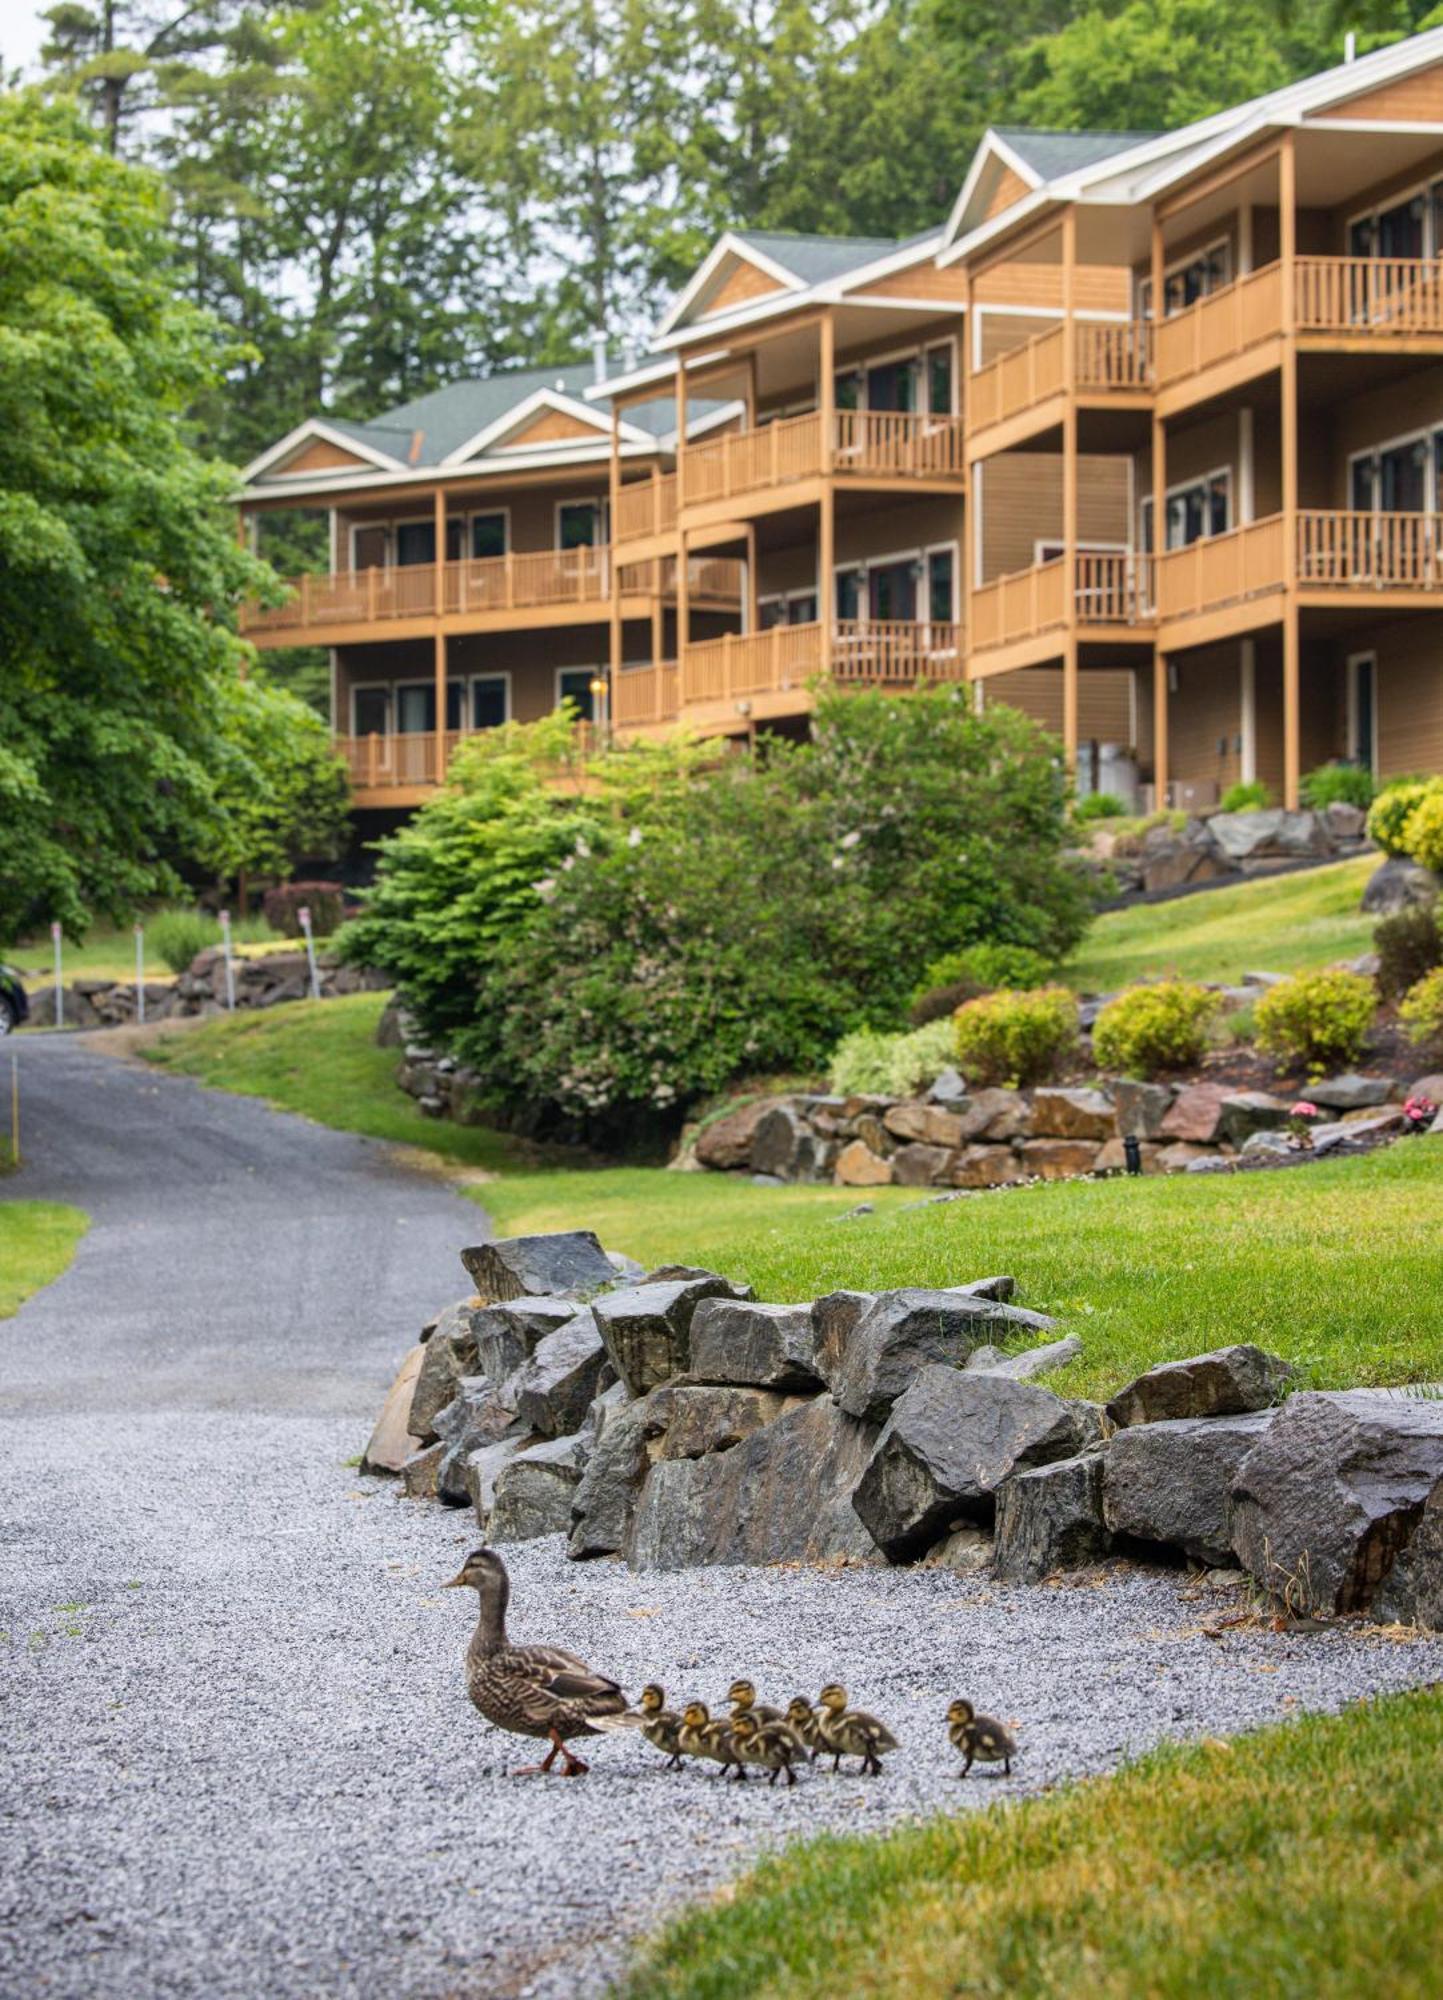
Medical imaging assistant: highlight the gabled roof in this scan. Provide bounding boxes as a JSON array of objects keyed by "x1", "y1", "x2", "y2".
[
  {"x1": 994, "y1": 128, "x2": 1161, "y2": 183},
  {"x1": 734, "y1": 228, "x2": 903, "y2": 286},
  {"x1": 653, "y1": 225, "x2": 944, "y2": 346}
]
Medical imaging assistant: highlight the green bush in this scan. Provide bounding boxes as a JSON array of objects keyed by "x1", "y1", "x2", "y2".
[
  {"x1": 1402, "y1": 790, "x2": 1443, "y2": 875},
  {"x1": 1366, "y1": 777, "x2": 1441, "y2": 858},
  {"x1": 263, "y1": 881, "x2": 345, "y2": 938},
  {"x1": 1092, "y1": 979, "x2": 1221, "y2": 1076},
  {"x1": 1299, "y1": 761, "x2": 1375, "y2": 811},
  {"x1": 828, "y1": 1020, "x2": 957, "y2": 1097},
  {"x1": 342, "y1": 693, "x2": 1092, "y2": 1140},
  {"x1": 1253, "y1": 968, "x2": 1376, "y2": 1072},
  {"x1": 1400, "y1": 966, "x2": 1443, "y2": 1049},
  {"x1": 1219, "y1": 780, "x2": 1270, "y2": 813},
  {"x1": 1074, "y1": 791, "x2": 1127, "y2": 822},
  {"x1": 917, "y1": 942, "x2": 1053, "y2": 997},
  {"x1": 146, "y1": 909, "x2": 220, "y2": 975},
  {"x1": 1374, "y1": 901, "x2": 1441, "y2": 1001},
  {"x1": 953, "y1": 985, "x2": 1079, "y2": 1087}
]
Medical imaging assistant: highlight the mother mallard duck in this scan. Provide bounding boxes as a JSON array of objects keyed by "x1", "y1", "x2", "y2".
[{"x1": 442, "y1": 1547, "x2": 637, "y2": 1775}]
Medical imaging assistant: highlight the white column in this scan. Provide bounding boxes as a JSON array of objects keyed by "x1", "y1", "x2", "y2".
[
  {"x1": 1238, "y1": 408, "x2": 1255, "y2": 524},
  {"x1": 1240, "y1": 639, "x2": 1257, "y2": 783}
]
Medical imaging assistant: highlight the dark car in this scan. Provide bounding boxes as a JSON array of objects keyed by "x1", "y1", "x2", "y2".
[{"x1": 0, "y1": 965, "x2": 30, "y2": 1035}]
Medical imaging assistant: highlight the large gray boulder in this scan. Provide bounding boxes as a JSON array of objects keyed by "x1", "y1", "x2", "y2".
[
  {"x1": 968, "y1": 1334, "x2": 1083, "y2": 1382},
  {"x1": 626, "y1": 1397, "x2": 879, "y2": 1570},
  {"x1": 1229, "y1": 1388, "x2": 1443, "y2": 1613},
  {"x1": 407, "y1": 1301, "x2": 482, "y2": 1441},
  {"x1": 1030, "y1": 1087, "x2": 1116, "y2": 1141},
  {"x1": 490, "y1": 1434, "x2": 591, "y2": 1542},
  {"x1": 1103, "y1": 1411, "x2": 1274, "y2": 1564},
  {"x1": 830, "y1": 1290, "x2": 1058, "y2": 1422},
  {"x1": 650, "y1": 1384, "x2": 794, "y2": 1459},
  {"x1": 461, "y1": 1231, "x2": 616, "y2": 1302},
  {"x1": 811, "y1": 1291, "x2": 874, "y2": 1390},
  {"x1": 1216, "y1": 1092, "x2": 1292, "y2": 1148},
  {"x1": 1360, "y1": 855, "x2": 1438, "y2": 916},
  {"x1": 993, "y1": 1452, "x2": 1109, "y2": 1582},
  {"x1": 471, "y1": 1297, "x2": 579, "y2": 1384},
  {"x1": 592, "y1": 1275, "x2": 742, "y2": 1397},
  {"x1": 567, "y1": 1399, "x2": 668, "y2": 1558},
  {"x1": 688, "y1": 1298, "x2": 822, "y2": 1391},
  {"x1": 749, "y1": 1102, "x2": 821, "y2": 1180},
  {"x1": 462, "y1": 1435, "x2": 533, "y2": 1525},
  {"x1": 1309, "y1": 1073, "x2": 1393, "y2": 1112},
  {"x1": 509, "y1": 1310, "x2": 607, "y2": 1439},
  {"x1": 1209, "y1": 808, "x2": 1330, "y2": 862},
  {"x1": 432, "y1": 1378, "x2": 521, "y2": 1499},
  {"x1": 1374, "y1": 1481, "x2": 1443, "y2": 1630},
  {"x1": 1106, "y1": 1344, "x2": 1291, "y2": 1429},
  {"x1": 1111, "y1": 1080, "x2": 1174, "y2": 1140},
  {"x1": 852, "y1": 1368, "x2": 1100, "y2": 1560}
]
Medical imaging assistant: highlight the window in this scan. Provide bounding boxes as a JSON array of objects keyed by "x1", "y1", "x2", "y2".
[
  {"x1": 1347, "y1": 654, "x2": 1377, "y2": 774},
  {"x1": 866, "y1": 358, "x2": 918, "y2": 412},
  {"x1": 927, "y1": 547, "x2": 955, "y2": 623},
  {"x1": 557, "y1": 668, "x2": 597, "y2": 720},
  {"x1": 1350, "y1": 193, "x2": 1428, "y2": 261},
  {"x1": 1351, "y1": 433, "x2": 1436, "y2": 514},
  {"x1": 835, "y1": 568, "x2": 862, "y2": 621},
  {"x1": 471, "y1": 676, "x2": 508, "y2": 729},
  {"x1": 926, "y1": 345, "x2": 954, "y2": 418},
  {"x1": 1140, "y1": 471, "x2": 1231, "y2": 552},
  {"x1": 558, "y1": 502, "x2": 601, "y2": 549},
  {"x1": 834, "y1": 370, "x2": 863, "y2": 412},
  {"x1": 471, "y1": 512, "x2": 507, "y2": 559},
  {"x1": 353, "y1": 687, "x2": 389, "y2": 736},
  {"x1": 1139, "y1": 239, "x2": 1231, "y2": 320},
  {"x1": 869, "y1": 558, "x2": 917, "y2": 621},
  {"x1": 396, "y1": 684, "x2": 434, "y2": 733},
  {"x1": 758, "y1": 591, "x2": 817, "y2": 629},
  {"x1": 352, "y1": 526, "x2": 388, "y2": 570},
  {"x1": 395, "y1": 521, "x2": 435, "y2": 567}
]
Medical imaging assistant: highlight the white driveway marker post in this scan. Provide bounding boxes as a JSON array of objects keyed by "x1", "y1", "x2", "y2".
[
  {"x1": 219, "y1": 908, "x2": 236, "y2": 1011},
  {"x1": 135, "y1": 923, "x2": 145, "y2": 1026},
  {"x1": 51, "y1": 921, "x2": 62, "y2": 1028},
  {"x1": 298, "y1": 906, "x2": 320, "y2": 1001}
]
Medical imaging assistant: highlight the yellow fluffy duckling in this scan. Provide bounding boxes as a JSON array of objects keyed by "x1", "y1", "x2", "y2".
[
  {"x1": 679, "y1": 1699, "x2": 742, "y2": 1778},
  {"x1": 730, "y1": 1711, "x2": 806, "y2": 1787},
  {"x1": 815, "y1": 1682, "x2": 899, "y2": 1776},
  {"x1": 785, "y1": 1696, "x2": 822, "y2": 1761},
  {"x1": 947, "y1": 1698, "x2": 1017, "y2": 1777},
  {"x1": 728, "y1": 1677, "x2": 785, "y2": 1725},
  {"x1": 637, "y1": 1683, "x2": 685, "y2": 1770}
]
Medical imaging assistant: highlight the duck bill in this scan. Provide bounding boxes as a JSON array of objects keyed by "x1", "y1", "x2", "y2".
[{"x1": 440, "y1": 1570, "x2": 468, "y2": 1589}]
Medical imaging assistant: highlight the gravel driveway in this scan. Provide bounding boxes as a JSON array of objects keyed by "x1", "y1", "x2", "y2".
[{"x1": 4, "y1": 1033, "x2": 1442, "y2": 2000}]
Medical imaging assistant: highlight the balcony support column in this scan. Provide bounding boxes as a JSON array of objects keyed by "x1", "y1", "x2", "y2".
[
  {"x1": 433, "y1": 631, "x2": 447, "y2": 784},
  {"x1": 1153, "y1": 652, "x2": 1170, "y2": 806},
  {"x1": 819, "y1": 482, "x2": 835, "y2": 677},
  {"x1": 609, "y1": 399, "x2": 622, "y2": 688},
  {"x1": 1149, "y1": 210, "x2": 1168, "y2": 799},
  {"x1": 819, "y1": 308, "x2": 835, "y2": 474},
  {"x1": 434, "y1": 485, "x2": 446, "y2": 616},
  {"x1": 1280, "y1": 131, "x2": 1300, "y2": 809},
  {"x1": 744, "y1": 522, "x2": 758, "y2": 635},
  {"x1": 677, "y1": 527, "x2": 690, "y2": 676},
  {"x1": 1061, "y1": 205, "x2": 1079, "y2": 775}
]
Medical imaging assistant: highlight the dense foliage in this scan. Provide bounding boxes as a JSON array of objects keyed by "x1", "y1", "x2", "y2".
[
  {"x1": 1092, "y1": 978, "x2": 1220, "y2": 1076},
  {"x1": 828, "y1": 1020, "x2": 955, "y2": 1097},
  {"x1": 1400, "y1": 965, "x2": 1443, "y2": 1049},
  {"x1": 1374, "y1": 901, "x2": 1441, "y2": 1001},
  {"x1": 1366, "y1": 776, "x2": 1443, "y2": 857},
  {"x1": 1300, "y1": 760, "x2": 1376, "y2": 811},
  {"x1": 342, "y1": 692, "x2": 1089, "y2": 1136},
  {"x1": 1254, "y1": 968, "x2": 1376, "y2": 1072},
  {"x1": 952, "y1": 985, "x2": 1080, "y2": 1087}
]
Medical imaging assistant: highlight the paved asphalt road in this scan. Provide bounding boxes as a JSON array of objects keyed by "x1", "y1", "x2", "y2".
[{"x1": 5, "y1": 1033, "x2": 1443, "y2": 2000}]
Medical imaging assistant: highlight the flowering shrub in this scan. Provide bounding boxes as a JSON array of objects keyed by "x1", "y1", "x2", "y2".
[
  {"x1": 1404, "y1": 1094, "x2": 1438, "y2": 1130},
  {"x1": 1092, "y1": 979, "x2": 1220, "y2": 1076},
  {"x1": 1402, "y1": 791, "x2": 1443, "y2": 875},
  {"x1": 1365, "y1": 777, "x2": 1442, "y2": 857},
  {"x1": 909, "y1": 942, "x2": 1054, "y2": 1021},
  {"x1": 953, "y1": 985, "x2": 1079, "y2": 1087},
  {"x1": 1253, "y1": 969, "x2": 1376, "y2": 1072},
  {"x1": 829, "y1": 1021, "x2": 957, "y2": 1097},
  {"x1": 1399, "y1": 967, "x2": 1443, "y2": 1050}
]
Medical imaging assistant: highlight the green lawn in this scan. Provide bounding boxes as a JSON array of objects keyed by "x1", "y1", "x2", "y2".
[
  {"x1": 622, "y1": 1686, "x2": 1443, "y2": 2000},
  {"x1": 139, "y1": 991, "x2": 513, "y2": 1172},
  {"x1": 0, "y1": 1202, "x2": 89, "y2": 1317},
  {"x1": 1064, "y1": 856, "x2": 1375, "y2": 991}
]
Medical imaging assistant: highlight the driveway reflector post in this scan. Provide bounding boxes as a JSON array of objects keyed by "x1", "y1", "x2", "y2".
[
  {"x1": 135, "y1": 924, "x2": 145, "y2": 1026},
  {"x1": 219, "y1": 909, "x2": 236, "y2": 1011},
  {"x1": 51, "y1": 921, "x2": 62, "y2": 1029},
  {"x1": 298, "y1": 906, "x2": 320, "y2": 1001},
  {"x1": 9, "y1": 1051, "x2": 18, "y2": 1167}
]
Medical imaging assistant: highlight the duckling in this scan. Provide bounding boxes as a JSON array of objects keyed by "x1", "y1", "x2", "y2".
[
  {"x1": 815, "y1": 1682, "x2": 899, "y2": 1777},
  {"x1": 731, "y1": 1711, "x2": 806, "y2": 1787},
  {"x1": 728, "y1": 1677, "x2": 785, "y2": 1725},
  {"x1": 947, "y1": 1698, "x2": 1017, "y2": 1777},
  {"x1": 679, "y1": 1699, "x2": 744, "y2": 1779},
  {"x1": 785, "y1": 1695, "x2": 823, "y2": 1762},
  {"x1": 637, "y1": 1683, "x2": 685, "y2": 1770},
  {"x1": 442, "y1": 1547, "x2": 639, "y2": 1776}
]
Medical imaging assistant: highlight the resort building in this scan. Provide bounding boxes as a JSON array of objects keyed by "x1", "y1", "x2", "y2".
[{"x1": 236, "y1": 26, "x2": 1443, "y2": 814}]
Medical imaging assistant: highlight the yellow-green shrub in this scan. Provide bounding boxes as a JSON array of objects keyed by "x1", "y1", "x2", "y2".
[
  {"x1": 1366, "y1": 778, "x2": 1440, "y2": 858},
  {"x1": 953, "y1": 985, "x2": 1078, "y2": 1087},
  {"x1": 1402, "y1": 790, "x2": 1443, "y2": 875},
  {"x1": 1092, "y1": 979, "x2": 1221, "y2": 1076},
  {"x1": 1400, "y1": 966, "x2": 1443, "y2": 1049},
  {"x1": 1254, "y1": 968, "x2": 1376, "y2": 1072}
]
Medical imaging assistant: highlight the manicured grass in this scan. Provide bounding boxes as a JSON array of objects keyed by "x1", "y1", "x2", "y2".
[
  {"x1": 1064, "y1": 856, "x2": 1376, "y2": 992},
  {"x1": 482, "y1": 1141, "x2": 1443, "y2": 1402},
  {"x1": 0, "y1": 1203, "x2": 88, "y2": 1318},
  {"x1": 622, "y1": 1686, "x2": 1443, "y2": 2000},
  {"x1": 138, "y1": 992, "x2": 514, "y2": 1172}
]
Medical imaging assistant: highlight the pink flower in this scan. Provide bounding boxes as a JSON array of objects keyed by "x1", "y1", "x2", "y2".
[
  {"x1": 1404, "y1": 1095, "x2": 1437, "y2": 1122},
  {"x1": 1290, "y1": 1101, "x2": 1319, "y2": 1120}
]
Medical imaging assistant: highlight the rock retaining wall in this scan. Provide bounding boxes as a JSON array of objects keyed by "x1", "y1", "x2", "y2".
[
  {"x1": 1079, "y1": 803, "x2": 1368, "y2": 899},
  {"x1": 28, "y1": 948, "x2": 387, "y2": 1029},
  {"x1": 368, "y1": 1230, "x2": 1443, "y2": 1629}
]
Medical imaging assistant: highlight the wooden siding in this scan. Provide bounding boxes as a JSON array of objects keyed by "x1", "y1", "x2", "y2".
[
  {"x1": 850, "y1": 263, "x2": 969, "y2": 303},
  {"x1": 1166, "y1": 644, "x2": 1242, "y2": 796},
  {"x1": 699, "y1": 257, "x2": 789, "y2": 318},
  {"x1": 1321, "y1": 63, "x2": 1443, "y2": 124},
  {"x1": 279, "y1": 437, "x2": 375, "y2": 477},
  {"x1": 504, "y1": 407, "x2": 603, "y2": 447},
  {"x1": 978, "y1": 310, "x2": 1057, "y2": 366},
  {"x1": 979, "y1": 454, "x2": 1132, "y2": 579},
  {"x1": 981, "y1": 667, "x2": 1137, "y2": 744},
  {"x1": 983, "y1": 164, "x2": 1031, "y2": 220},
  {"x1": 972, "y1": 264, "x2": 1130, "y2": 311},
  {"x1": 1327, "y1": 367, "x2": 1443, "y2": 505}
]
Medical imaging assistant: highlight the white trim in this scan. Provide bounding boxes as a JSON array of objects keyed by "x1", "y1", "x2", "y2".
[
  {"x1": 1033, "y1": 537, "x2": 1127, "y2": 563},
  {"x1": 655, "y1": 232, "x2": 805, "y2": 341},
  {"x1": 924, "y1": 539, "x2": 961, "y2": 621},
  {"x1": 238, "y1": 437, "x2": 661, "y2": 507},
  {"x1": 943, "y1": 130, "x2": 1045, "y2": 247},
  {"x1": 1239, "y1": 408, "x2": 1255, "y2": 523},
  {"x1": 441, "y1": 387, "x2": 638, "y2": 467},
  {"x1": 1240, "y1": 639, "x2": 1257, "y2": 783},
  {"x1": 241, "y1": 417, "x2": 406, "y2": 484},
  {"x1": 584, "y1": 347, "x2": 733, "y2": 402},
  {"x1": 554, "y1": 664, "x2": 605, "y2": 710},
  {"x1": 1346, "y1": 650, "x2": 1380, "y2": 776},
  {"x1": 1141, "y1": 464, "x2": 1234, "y2": 549},
  {"x1": 653, "y1": 235, "x2": 946, "y2": 353},
  {"x1": 465, "y1": 670, "x2": 513, "y2": 729},
  {"x1": 1346, "y1": 417, "x2": 1443, "y2": 506},
  {"x1": 554, "y1": 495, "x2": 606, "y2": 550}
]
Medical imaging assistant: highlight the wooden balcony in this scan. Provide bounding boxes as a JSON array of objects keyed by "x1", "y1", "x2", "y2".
[
  {"x1": 967, "y1": 321, "x2": 1154, "y2": 441},
  {"x1": 614, "y1": 554, "x2": 744, "y2": 604},
  {"x1": 970, "y1": 552, "x2": 1155, "y2": 665}
]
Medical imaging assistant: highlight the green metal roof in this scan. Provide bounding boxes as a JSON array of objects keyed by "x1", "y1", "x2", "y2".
[{"x1": 993, "y1": 129, "x2": 1162, "y2": 183}]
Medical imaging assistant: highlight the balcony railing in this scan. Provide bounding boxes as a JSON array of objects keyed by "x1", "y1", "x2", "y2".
[
  {"x1": 614, "y1": 554, "x2": 745, "y2": 601},
  {"x1": 967, "y1": 320, "x2": 1153, "y2": 434},
  {"x1": 614, "y1": 660, "x2": 681, "y2": 727},
  {"x1": 678, "y1": 619, "x2": 966, "y2": 710},
  {"x1": 1295, "y1": 256, "x2": 1443, "y2": 337},
  {"x1": 615, "y1": 471, "x2": 678, "y2": 542},
  {"x1": 1155, "y1": 516, "x2": 1286, "y2": 619},
  {"x1": 241, "y1": 547, "x2": 623, "y2": 638},
  {"x1": 1154, "y1": 263, "x2": 1284, "y2": 389},
  {"x1": 338, "y1": 730, "x2": 462, "y2": 789},
  {"x1": 970, "y1": 551, "x2": 1155, "y2": 654},
  {"x1": 1297, "y1": 508, "x2": 1443, "y2": 587}
]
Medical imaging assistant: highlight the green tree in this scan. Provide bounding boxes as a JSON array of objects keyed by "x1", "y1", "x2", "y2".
[
  {"x1": 0, "y1": 94, "x2": 269, "y2": 945},
  {"x1": 197, "y1": 673, "x2": 351, "y2": 893},
  {"x1": 39, "y1": 0, "x2": 250, "y2": 153}
]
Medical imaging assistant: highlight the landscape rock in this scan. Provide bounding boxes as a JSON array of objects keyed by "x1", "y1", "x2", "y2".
[
  {"x1": 1311, "y1": 1108, "x2": 1406, "y2": 1153},
  {"x1": 950, "y1": 1145, "x2": 1027, "y2": 1188},
  {"x1": 567, "y1": 1399, "x2": 669, "y2": 1558},
  {"x1": 1407, "y1": 1072, "x2": 1443, "y2": 1106},
  {"x1": 968, "y1": 1334, "x2": 1083, "y2": 1382},
  {"x1": 1159, "y1": 1082, "x2": 1234, "y2": 1144},
  {"x1": 883, "y1": 1103, "x2": 965, "y2": 1147},
  {"x1": 462, "y1": 1436, "x2": 533, "y2": 1524},
  {"x1": 811, "y1": 1290, "x2": 874, "y2": 1390},
  {"x1": 919, "y1": 1525, "x2": 994, "y2": 1574},
  {"x1": 407, "y1": 1301, "x2": 482, "y2": 1440},
  {"x1": 1375, "y1": 1480, "x2": 1443, "y2": 1630},
  {"x1": 471, "y1": 1296, "x2": 577, "y2": 1384},
  {"x1": 400, "y1": 1441, "x2": 448, "y2": 1501},
  {"x1": 592, "y1": 1275, "x2": 741, "y2": 1397},
  {"x1": 1018, "y1": 1138, "x2": 1100, "y2": 1179},
  {"x1": 1156, "y1": 1141, "x2": 1214, "y2": 1173},
  {"x1": 1309, "y1": 1073, "x2": 1393, "y2": 1112},
  {"x1": 489, "y1": 1434, "x2": 591, "y2": 1543},
  {"x1": 688, "y1": 1298, "x2": 822, "y2": 1391},
  {"x1": 852, "y1": 1368, "x2": 1099, "y2": 1558},
  {"x1": 1103, "y1": 1411, "x2": 1275, "y2": 1563},
  {"x1": 1210, "y1": 808, "x2": 1331, "y2": 862},
  {"x1": 834, "y1": 1140, "x2": 894, "y2": 1186},
  {"x1": 994, "y1": 1452, "x2": 1110, "y2": 1582},
  {"x1": 1229, "y1": 1388, "x2": 1443, "y2": 1614},
  {"x1": 1030, "y1": 1087, "x2": 1117, "y2": 1141},
  {"x1": 1216, "y1": 1092, "x2": 1292, "y2": 1147},
  {"x1": 649, "y1": 1384, "x2": 793, "y2": 1459},
  {"x1": 509, "y1": 1310, "x2": 607, "y2": 1438},
  {"x1": 1106, "y1": 1343, "x2": 1292, "y2": 1428},
  {"x1": 831, "y1": 1289, "x2": 1057, "y2": 1423},
  {"x1": 928, "y1": 1068, "x2": 970, "y2": 1107},
  {"x1": 361, "y1": 1346, "x2": 424, "y2": 1474},
  {"x1": 460, "y1": 1231, "x2": 616, "y2": 1303},
  {"x1": 1240, "y1": 1131, "x2": 1294, "y2": 1159},
  {"x1": 626, "y1": 1396, "x2": 880, "y2": 1570},
  {"x1": 750, "y1": 1102, "x2": 820, "y2": 1180},
  {"x1": 1323, "y1": 800, "x2": 1367, "y2": 841},
  {"x1": 1111, "y1": 1079, "x2": 1175, "y2": 1139},
  {"x1": 952, "y1": 1276, "x2": 1016, "y2": 1302},
  {"x1": 955, "y1": 1088, "x2": 1030, "y2": 1142},
  {"x1": 890, "y1": 1141, "x2": 957, "y2": 1187},
  {"x1": 1360, "y1": 855, "x2": 1439, "y2": 916},
  {"x1": 693, "y1": 1098, "x2": 773, "y2": 1170}
]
